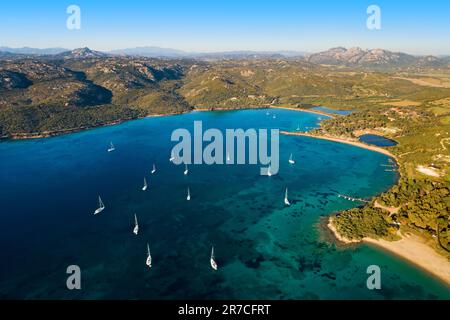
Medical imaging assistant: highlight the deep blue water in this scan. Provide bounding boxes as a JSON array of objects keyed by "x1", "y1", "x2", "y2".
[
  {"x1": 0, "y1": 108, "x2": 449, "y2": 299},
  {"x1": 312, "y1": 106, "x2": 353, "y2": 115},
  {"x1": 359, "y1": 134, "x2": 398, "y2": 147}
]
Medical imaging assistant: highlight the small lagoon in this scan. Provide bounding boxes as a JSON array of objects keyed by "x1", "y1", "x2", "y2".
[
  {"x1": 312, "y1": 106, "x2": 353, "y2": 116},
  {"x1": 359, "y1": 134, "x2": 398, "y2": 147}
]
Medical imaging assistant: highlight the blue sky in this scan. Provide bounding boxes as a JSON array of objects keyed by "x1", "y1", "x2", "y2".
[{"x1": 1, "y1": 0, "x2": 449, "y2": 54}]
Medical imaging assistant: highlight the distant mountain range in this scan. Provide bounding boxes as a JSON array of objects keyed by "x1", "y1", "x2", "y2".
[
  {"x1": 0, "y1": 46, "x2": 448, "y2": 68},
  {"x1": 0, "y1": 46, "x2": 68, "y2": 55},
  {"x1": 307, "y1": 47, "x2": 447, "y2": 68},
  {"x1": 0, "y1": 46, "x2": 307, "y2": 59}
]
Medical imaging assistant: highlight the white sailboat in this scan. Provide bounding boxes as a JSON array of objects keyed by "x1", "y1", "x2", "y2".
[
  {"x1": 187, "y1": 187, "x2": 191, "y2": 201},
  {"x1": 107, "y1": 142, "x2": 115, "y2": 152},
  {"x1": 184, "y1": 164, "x2": 189, "y2": 175},
  {"x1": 151, "y1": 164, "x2": 156, "y2": 174},
  {"x1": 296, "y1": 124, "x2": 300, "y2": 131},
  {"x1": 210, "y1": 246, "x2": 218, "y2": 271},
  {"x1": 289, "y1": 153, "x2": 295, "y2": 165},
  {"x1": 284, "y1": 188, "x2": 291, "y2": 206},
  {"x1": 142, "y1": 177, "x2": 148, "y2": 191},
  {"x1": 146, "y1": 243, "x2": 152, "y2": 268},
  {"x1": 133, "y1": 214, "x2": 139, "y2": 235},
  {"x1": 169, "y1": 151, "x2": 175, "y2": 162},
  {"x1": 93, "y1": 196, "x2": 105, "y2": 215}
]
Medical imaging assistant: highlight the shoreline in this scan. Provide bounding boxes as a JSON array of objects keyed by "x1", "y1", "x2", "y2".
[
  {"x1": 1, "y1": 105, "x2": 337, "y2": 142},
  {"x1": 269, "y1": 105, "x2": 337, "y2": 118},
  {"x1": 0, "y1": 106, "x2": 269, "y2": 142},
  {"x1": 289, "y1": 128, "x2": 450, "y2": 287},
  {"x1": 193, "y1": 106, "x2": 268, "y2": 112},
  {"x1": 0, "y1": 110, "x2": 189, "y2": 142},
  {"x1": 327, "y1": 218, "x2": 360, "y2": 244},
  {"x1": 327, "y1": 218, "x2": 450, "y2": 287},
  {"x1": 280, "y1": 131, "x2": 398, "y2": 161}
]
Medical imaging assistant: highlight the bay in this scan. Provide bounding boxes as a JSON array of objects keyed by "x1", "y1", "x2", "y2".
[{"x1": 0, "y1": 108, "x2": 448, "y2": 299}]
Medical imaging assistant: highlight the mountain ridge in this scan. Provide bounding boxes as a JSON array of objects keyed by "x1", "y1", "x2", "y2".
[
  {"x1": 56, "y1": 47, "x2": 109, "y2": 59},
  {"x1": 307, "y1": 47, "x2": 446, "y2": 68},
  {"x1": 1, "y1": 46, "x2": 448, "y2": 67}
]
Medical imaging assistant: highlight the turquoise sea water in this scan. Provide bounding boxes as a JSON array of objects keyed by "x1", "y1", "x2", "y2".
[{"x1": 0, "y1": 108, "x2": 449, "y2": 299}]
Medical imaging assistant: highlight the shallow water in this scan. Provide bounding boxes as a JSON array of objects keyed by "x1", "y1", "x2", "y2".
[{"x1": 0, "y1": 108, "x2": 448, "y2": 299}]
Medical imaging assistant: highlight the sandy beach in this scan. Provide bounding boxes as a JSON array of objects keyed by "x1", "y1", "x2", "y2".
[
  {"x1": 311, "y1": 130, "x2": 449, "y2": 287},
  {"x1": 280, "y1": 131, "x2": 398, "y2": 161},
  {"x1": 328, "y1": 218, "x2": 450, "y2": 286},
  {"x1": 365, "y1": 236, "x2": 450, "y2": 286},
  {"x1": 270, "y1": 105, "x2": 337, "y2": 118}
]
